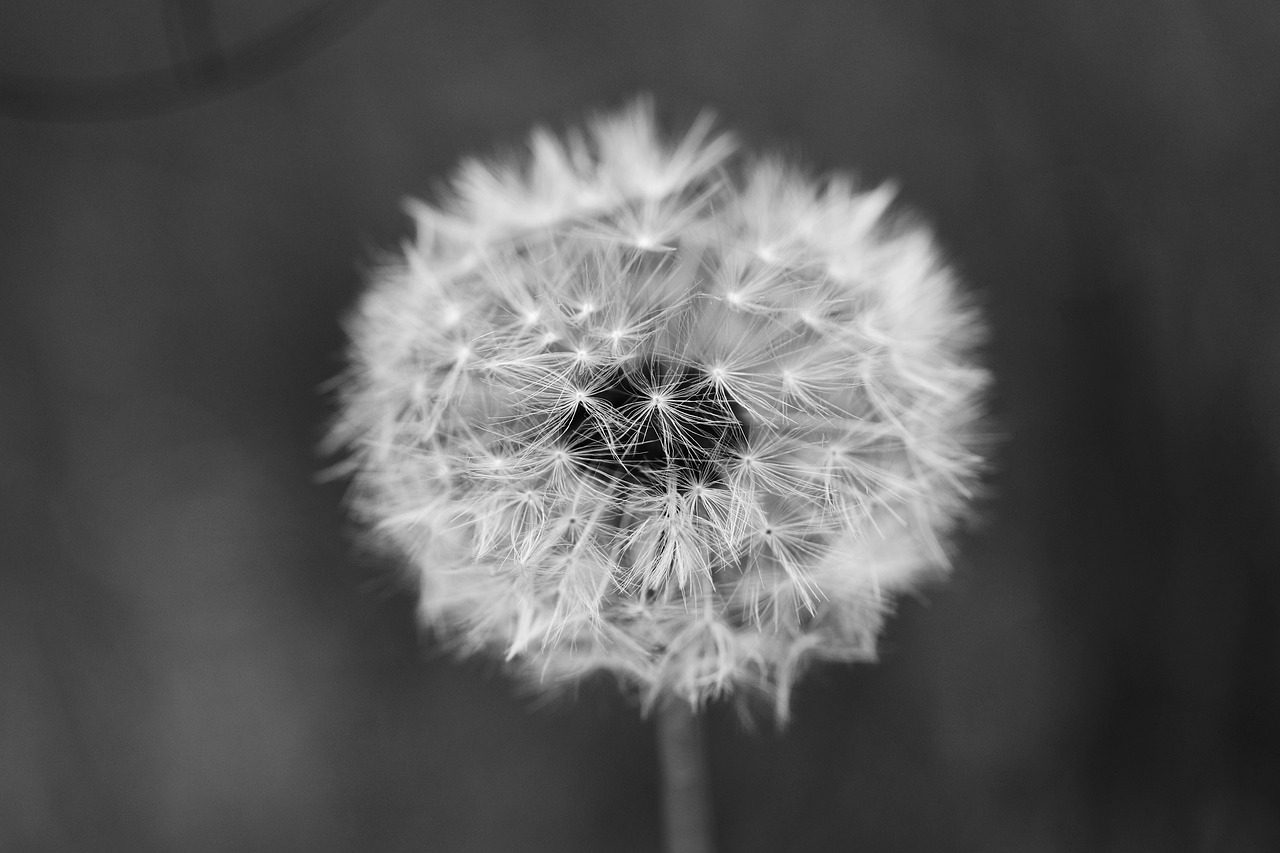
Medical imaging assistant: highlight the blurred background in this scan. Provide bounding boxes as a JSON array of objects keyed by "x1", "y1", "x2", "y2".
[{"x1": 3, "y1": 1, "x2": 1279, "y2": 850}]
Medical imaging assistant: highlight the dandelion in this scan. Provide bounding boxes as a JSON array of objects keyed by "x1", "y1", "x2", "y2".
[{"x1": 328, "y1": 98, "x2": 988, "y2": 721}]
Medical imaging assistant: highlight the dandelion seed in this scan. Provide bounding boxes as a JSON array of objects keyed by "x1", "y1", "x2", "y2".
[{"x1": 329, "y1": 98, "x2": 989, "y2": 718}]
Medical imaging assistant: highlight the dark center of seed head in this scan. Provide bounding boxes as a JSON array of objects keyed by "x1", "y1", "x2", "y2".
[{"x1": 559, "y1": 359, "x2": 749, "y2": 488}]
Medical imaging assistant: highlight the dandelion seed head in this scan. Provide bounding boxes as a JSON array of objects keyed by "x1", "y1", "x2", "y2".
[{"x1": 330, "y1": 98, "x2": 989, "y2": 719}]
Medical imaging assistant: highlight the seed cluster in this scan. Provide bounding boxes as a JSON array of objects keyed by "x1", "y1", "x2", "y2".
[
  {"x1": 329, "y1": 100, "x2": 988, "y2": 716},
  {"x1": 557, "y1": 358, "x2": 749, "y2": 489}
]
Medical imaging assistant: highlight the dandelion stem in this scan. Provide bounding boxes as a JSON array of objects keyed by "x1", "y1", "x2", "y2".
[{"x1": 656, "y1": 698, "x2": 716, "y2": 853}]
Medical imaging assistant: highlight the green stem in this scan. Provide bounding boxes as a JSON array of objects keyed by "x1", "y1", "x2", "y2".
[{"x1": 656, "y1": 698, "x2": 716, "y2": 853}]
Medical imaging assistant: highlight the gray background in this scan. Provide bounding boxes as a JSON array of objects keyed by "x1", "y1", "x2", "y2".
[{"x1": 3, "y1": 1, "x2": 1279, "y2": 850}]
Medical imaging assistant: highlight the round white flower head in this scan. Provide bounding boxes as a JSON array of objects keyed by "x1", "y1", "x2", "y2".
[{"x1": 330, "y1": 99, "x2": 989, "y2": 718}]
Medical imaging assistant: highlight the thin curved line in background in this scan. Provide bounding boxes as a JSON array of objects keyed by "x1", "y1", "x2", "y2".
[{"x1": 0, "y1": 0, "x2": 390, "y2": 122}]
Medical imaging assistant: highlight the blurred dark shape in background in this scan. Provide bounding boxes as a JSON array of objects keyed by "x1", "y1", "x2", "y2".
[{"x1": 2, "y1": 1, "x2": 1278, "y2": 851}]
